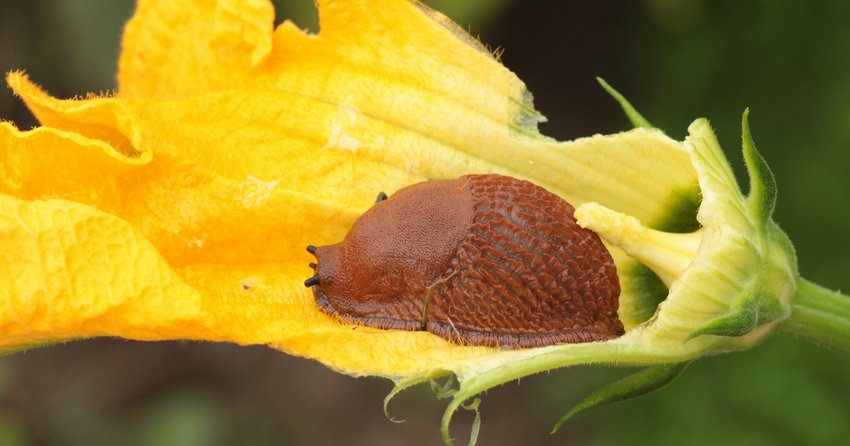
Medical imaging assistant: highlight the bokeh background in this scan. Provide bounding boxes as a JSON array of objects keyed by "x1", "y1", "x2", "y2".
[{"x1": 2, "y1": 1, "x2": 850, "y2": 445}]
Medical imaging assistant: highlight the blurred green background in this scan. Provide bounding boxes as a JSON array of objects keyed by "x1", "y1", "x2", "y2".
[{"x1": 2, "y1": 1, "x2": 850, "y2": 445}]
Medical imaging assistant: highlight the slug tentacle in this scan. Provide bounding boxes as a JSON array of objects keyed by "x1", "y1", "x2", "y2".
[{"x1": 304, "y1": 275, "x2": 320, "y2": 287}]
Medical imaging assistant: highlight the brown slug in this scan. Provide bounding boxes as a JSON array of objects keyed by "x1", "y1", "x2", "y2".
[{"x1": 304, "y1": 174, "x2": 623, "y2": 348}]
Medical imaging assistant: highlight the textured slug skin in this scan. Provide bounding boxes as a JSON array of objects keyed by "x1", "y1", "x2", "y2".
[{"x1": 309, "y1": 174, "x2": 624, "y2": 348}]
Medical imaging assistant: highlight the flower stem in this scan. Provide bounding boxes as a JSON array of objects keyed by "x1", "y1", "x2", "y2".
[{"x1": 778, "y1": 277, "x2": 850, "y2": 355}]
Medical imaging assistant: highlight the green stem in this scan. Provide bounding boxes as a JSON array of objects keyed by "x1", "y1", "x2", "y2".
[{"x1": 777, "y1": 277, "x2": 850, "y2": 355}]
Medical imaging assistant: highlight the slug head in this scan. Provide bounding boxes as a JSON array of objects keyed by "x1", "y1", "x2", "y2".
[{"x1": 307, "y1": 178, "x2": 473, "y2": 329}]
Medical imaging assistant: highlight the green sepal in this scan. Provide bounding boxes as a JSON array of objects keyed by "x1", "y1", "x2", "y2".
[
  {"x1": 596, "y1": 77, "x2": 654, "y2": 129},
  {"x1": 687, "y1": 279, "x2": 789, "y2": 340},
  {"x1": 462, "y1": 398, "x2": 482, "y2": 446},
  {"x1": 431, "y1": 375, "x2": 459, "y2": 400},
  {"x1": 686, "y1": 300, "x2": 759, "y2": 340},
  {"x1": 383, "y1": 375, "x2": 434, "y2": 424},
  {"x1": 741, "y1": 109, "x2": 777, "y2": 224},
  {"x1": 550, "y1": 362, "x2": 691, "y2": 434},
  {"x1": 441, "y1": 395, "x2": 483, "y2": 446}
]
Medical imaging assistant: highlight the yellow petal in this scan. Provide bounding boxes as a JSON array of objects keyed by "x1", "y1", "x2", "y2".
[
  {"x1": 119, "y1": 0, "x2": 275, "y2": 97},
  {"x1": 0, "y1": 192, "x2": 207, "y2": 346}
]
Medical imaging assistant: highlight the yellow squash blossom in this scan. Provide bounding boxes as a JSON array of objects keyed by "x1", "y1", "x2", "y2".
[
  {"x1": 1, "y1": 0, "x2": 846, "y2": 443},
  {"x1": 1, "y1": 0, "x2": 700, "y2": 370}
]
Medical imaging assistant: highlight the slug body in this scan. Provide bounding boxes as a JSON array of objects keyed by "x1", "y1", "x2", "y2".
[{"x1": 306, "y1": 174, "x2": 623, "y2": 348}]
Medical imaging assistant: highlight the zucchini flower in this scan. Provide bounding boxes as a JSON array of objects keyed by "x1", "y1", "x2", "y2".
[{"x1": 0, "y1": 0, "x2": 847, "y2": 444}]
